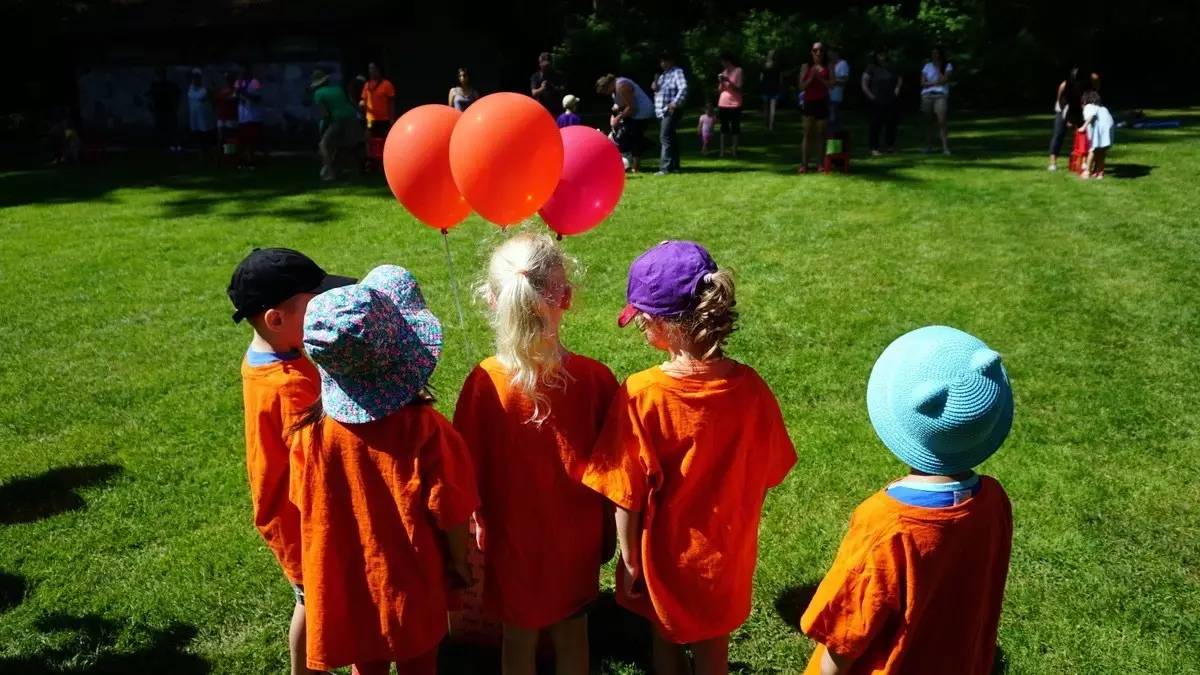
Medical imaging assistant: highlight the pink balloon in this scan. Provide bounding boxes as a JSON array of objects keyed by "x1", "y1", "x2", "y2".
[{"x1": 539, "y1": 126, "x2": 626, "y2": 236}]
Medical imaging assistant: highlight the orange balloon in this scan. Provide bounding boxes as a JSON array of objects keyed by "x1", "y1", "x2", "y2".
[
  {"x1": 383, "y1": 104, "x2": 471, "y2": 230},
  {"x1": 449, "y1": 93, "x2": 564, "y2": 226}
]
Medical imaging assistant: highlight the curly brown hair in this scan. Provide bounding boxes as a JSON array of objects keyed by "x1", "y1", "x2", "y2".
[{"x1": 651, "y1": 269, "x2": 738, "y2": 359}]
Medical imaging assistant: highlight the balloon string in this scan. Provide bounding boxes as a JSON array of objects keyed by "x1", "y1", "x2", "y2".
[{"x1": 441, "y1": 229, "x2": 473, "y2": 357}]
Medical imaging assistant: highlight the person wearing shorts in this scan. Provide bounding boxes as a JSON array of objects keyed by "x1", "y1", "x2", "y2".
[
  {"x1": 921, "y1": 47, "x2": 954, "y2": 154},
  {"x1": 234, "y1": 65, "x2": 265, "y2": 168},
  {"x1": 716, "y1": 52, "x2": 743, "y2": 157},
  {"x1": 799, "y1": 42, "x2": 833, "y2": 173},
  {"x1": 311, "y1": 70, "x2": 364, "y2": 181},
  {"x1": 215, "y1": 72, "x2": 239, "y2": 162},
  {"x1": 597, "y1": 73, "x2": 654, "y2": 173}
]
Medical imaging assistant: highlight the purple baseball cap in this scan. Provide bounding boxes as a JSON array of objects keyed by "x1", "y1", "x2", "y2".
[{"x1": 617, "y1": 240, "x2": 718, "y2": 327}]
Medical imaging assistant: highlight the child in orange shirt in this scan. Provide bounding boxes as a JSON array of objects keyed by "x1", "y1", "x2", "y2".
[
  {"x1": 228, "y1": 247, "x2": 354, "y2": 675},
  {"x1": 290, "y1": 265, "x2": 479, "y2": 675},
  {"x1": 454, "y1": 232, "x2": 618, "y2": 675},
  {"x1": 582, "y1": 241, "x2": 796, "y2": 675},
  {"x1": 800, "y1": 325, "x2": 1014, "y2": 675}
]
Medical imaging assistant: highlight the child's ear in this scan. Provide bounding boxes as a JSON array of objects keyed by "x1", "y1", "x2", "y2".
[{"x1": 262, "y1": 307, "x2": 285, "y2": 332}]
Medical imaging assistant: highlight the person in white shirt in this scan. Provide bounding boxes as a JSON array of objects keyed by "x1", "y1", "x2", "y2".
[
  {"x1": 920, "y1": 47, "x2": 953, "y2": 155},
  {"x1": 828, "y1": 48, "x2": 851, "y2": 133},
  {"x1": 1078, "y1": 90, "x2": 1113, "y2": 179}
]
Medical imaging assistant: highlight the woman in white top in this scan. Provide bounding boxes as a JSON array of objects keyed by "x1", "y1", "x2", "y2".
[
  {"x1": 448, "y1": 67, "x2": 479, "y2": 112},
  {"x1": 186, "y1": 68, "x2": 215, "y2": 160},
  {"x1": 920, "y1": 47, "x2": 953, "y2": 155}
]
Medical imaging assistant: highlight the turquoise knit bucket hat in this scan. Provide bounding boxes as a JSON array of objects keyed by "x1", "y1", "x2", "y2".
[
  {"x1": 866, "y1": 326, "x2": 1013, "y2": 475},
  {"x1": 303, "y1": 265, "x2": 442, "y2": 424}
]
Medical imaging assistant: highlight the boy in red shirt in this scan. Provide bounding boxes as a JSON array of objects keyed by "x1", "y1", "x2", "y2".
[
  {"x1": 800, "y1": 325, "x2": 1014, "y2": 675},
  {"x1": 228, "y1": 248, "x2": 353, "y2": 675}
]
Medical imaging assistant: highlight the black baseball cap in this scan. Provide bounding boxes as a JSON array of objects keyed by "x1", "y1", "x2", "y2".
[{"x1": 227, "y1": 248, "x2": 355, "y2": 323}]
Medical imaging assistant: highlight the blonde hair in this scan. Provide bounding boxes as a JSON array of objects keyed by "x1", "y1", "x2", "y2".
[
  {"x1": 643, "y1": 268, "x2": 737, "y2": 359},
  {"x1": 479, "y1": 232, "x2": 573, "y2": 422}
]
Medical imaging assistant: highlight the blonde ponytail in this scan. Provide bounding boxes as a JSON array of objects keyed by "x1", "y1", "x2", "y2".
[
  {"x1": 677, "y1": 268, "x2": 737, "y2": 359},
  {"x1": 478, "y1": 232, "x2": 573, "y2": 422}
]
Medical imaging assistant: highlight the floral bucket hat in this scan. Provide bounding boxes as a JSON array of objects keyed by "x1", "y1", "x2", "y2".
[{"x1": 303, "y1": 265, "x2": 443, "y2": 423}]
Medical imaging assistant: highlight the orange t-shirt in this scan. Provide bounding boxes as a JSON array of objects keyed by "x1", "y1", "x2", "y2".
[
  {"x1": 290, "y1": 404, "x2": 480, "y2": 670},
  {"x1": 453, "y1": 354, "x2": 619, "y2": 629},
  {"x1": 362, "y1": 78, "x2": 395, "y2": 124},
  {"x1": 240, "y1": 355, "x2": 318, "y2": 584},
  {"x1": 581, "y1": 363, "x2": 797, "y2": 643},
  {"x1": 800, "y1": 476, "x2": 1013, "y2": 675}
]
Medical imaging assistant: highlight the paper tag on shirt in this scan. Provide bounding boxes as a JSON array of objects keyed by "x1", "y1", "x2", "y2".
[{"x1": 953, "y1": 489, "x2": 972, "y2": 505}]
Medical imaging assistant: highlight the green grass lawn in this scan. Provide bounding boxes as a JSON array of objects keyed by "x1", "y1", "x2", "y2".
[{"x1": 2, "y1": 108, "x2": 1199, "y2": 674}]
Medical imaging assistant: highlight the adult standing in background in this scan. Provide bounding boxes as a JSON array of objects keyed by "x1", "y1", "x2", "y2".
[
  {"x1": 652, "y1": 51, "x2": 688, "y2": 175},
  {"x1": 920, "y1": 47, "x2": 953, "y2": 155},
  {"x1": 828, "y1": 47, "x2": 851, "y2": 132},
  {"x1": 530, "y1": 52, "x2": 563, "y2": 113},
  {"x1": 185, "y1": 68, "x2": 214, "y2": 160},
  {"x1": 148, "y1": 66, "x2": 181, "y2": 153},
  {"x1": 448, "y1": 68, "x2": 479, "y2": 112},
  {"x1": 1047, "y1": 67, "x2": 1085, "y2": 171},
  {"x1": 596, "y1": 73, "x2": 654, "y2": 173},
  {"x1": 862, "y1": 49, "x2": 902, "y2": 156},
  {"x1": 798, "y1": 42, "x2": 833, "y2": 173},
  {"x1": 234, "y1": 64, "x2": 265, "y2": 168},
  {"x1": 716, "y1": 52, "x2": 744, "y2": 157},
  {"x1": 760, "y1": 50, "x2": 782, "y2": 132},
  {"x1": 312, "y1": 70, "x2": 362, "y2": 181},
  {"x1": 214, "y1": 72, "x2": 239, "y2": 161},
  {"x1": 360, "y1": 62, "x2": 395, "y2": 139}
]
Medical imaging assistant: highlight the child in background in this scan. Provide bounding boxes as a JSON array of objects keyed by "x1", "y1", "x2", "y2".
[
  {"x1": 698, "y1": 102, "x2": 715, "y2": 155},
  {"x1": 227, "y1": 247, "x2": 355, "y2": 675},
  {"x1": 1079, "y1": 90, "x2": 1113, "y2": 179},
  {"x1": 454, "y1": 232, "x2": 618, "y2": 675},
  {"x1": 583, "y1": 241, "x2": 796, "y2": 675},
  {"x1": 290, "y1": 266, "x2": 479, "y2": 675},
  {"x1": 558, "y1": 95, "x2": 582, "y2": 128},
  {"x1": 800, "y1": 325, "x2": 1014, "y2": 675}
]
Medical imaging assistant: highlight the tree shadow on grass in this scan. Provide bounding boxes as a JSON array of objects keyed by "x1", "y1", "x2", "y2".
[
  {"x1": 773, "y1": 584, "x2": 819, "y2": 628},
  {"x1": 0, "y1": 613, "x2": 209, "y2": 675},
  {"x1": 0, "y1": 464, "x2": 123, "y2": 525},
  {"x1": 0, "y1": 570, "x2": 27, "y2": 613}
]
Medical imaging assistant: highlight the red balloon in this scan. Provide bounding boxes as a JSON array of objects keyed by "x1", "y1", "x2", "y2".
[
  {"x1": 449, "y1": 93, "x2": 564, "y2": 226},
  {"x1": 539, "y1": 126, "x2": 626, "y2": 236},
  {"x1": 383, "y1": 105, "x2": 470, "y2": 230}
]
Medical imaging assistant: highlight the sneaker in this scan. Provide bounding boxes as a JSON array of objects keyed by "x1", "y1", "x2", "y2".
[
  {"x1": 942, "y1": 148, "x2": 952, "y2": 156},
  {"x1": 654, "y1": 170, "x2": 671, "y2": 176},
  {"x1": 871, "y1": 150, "x2": 883, "y2": 157},
  {"x1": 1048, "y1": 164, "x2": 1058, "y2": 171},
  {"x1": 797, "y1": 165, "x2": 810, "y2": 174}
]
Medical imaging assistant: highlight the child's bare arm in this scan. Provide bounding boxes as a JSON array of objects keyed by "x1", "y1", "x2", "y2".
[
  {"x1": 615, "y1": 505, "x2": 644, "y2": 596},
  {"x1": 445, "y1": 521, "x2": 471, "y2": 588}
]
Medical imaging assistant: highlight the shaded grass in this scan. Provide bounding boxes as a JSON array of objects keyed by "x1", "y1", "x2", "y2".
[{"x1": 1, "y1": 108, "x2": 1199, "y2": 673}]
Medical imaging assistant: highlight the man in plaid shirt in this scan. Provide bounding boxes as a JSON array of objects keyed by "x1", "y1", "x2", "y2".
[{"x1": 652, "y1": 51, "x2": 688, "y2": 174}]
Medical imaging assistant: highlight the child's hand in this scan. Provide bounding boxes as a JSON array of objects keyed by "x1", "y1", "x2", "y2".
[
  {"x1": 474, "y1": 521, "x2": 486, "y2": 552},
  {"x1": 620, "y1": 556, "x2": 644, "y2": 599}
]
